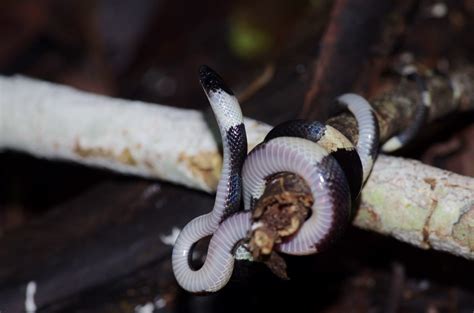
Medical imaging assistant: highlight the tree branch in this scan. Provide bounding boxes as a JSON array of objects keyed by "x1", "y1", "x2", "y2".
[
  {"x1": 0, "y1": 75, "x2": 271, "y2": 192},
  {"x1": 0, "y1": 67, "x2": 473, "y2": 261},
  {"x1": 356, "y1": 155, "x2": 474, "y2": 259},
  {"x1": 250, "y1": 66, "x2": 474, "y2": 261}
]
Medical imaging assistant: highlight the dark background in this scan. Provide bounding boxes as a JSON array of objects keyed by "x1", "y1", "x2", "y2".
[{"x1": 0, "y1": 0, "x2": 473, "y2": 312}]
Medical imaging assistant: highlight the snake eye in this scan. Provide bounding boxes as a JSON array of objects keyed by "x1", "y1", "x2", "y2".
[{"x1": 198, "y1": 65, "x2": 235, "y2": 95}]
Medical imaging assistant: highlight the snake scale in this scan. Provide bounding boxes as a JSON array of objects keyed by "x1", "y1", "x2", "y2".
[{"x1": 172, "y1": 65, "x2": 428, "y2": 293}]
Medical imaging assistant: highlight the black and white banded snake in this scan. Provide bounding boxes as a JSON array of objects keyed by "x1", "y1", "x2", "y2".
[{"x1": 172, "y1": 65, "x2": 429, "y2": 293}]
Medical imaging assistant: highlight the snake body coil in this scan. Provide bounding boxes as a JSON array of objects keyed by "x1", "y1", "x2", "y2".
[
  {"x1": 172, "y1": 66, "x2": 381, "y2": 292},
  {"x1": 243, "y1": 94, "x2": 379, "y2": 255},
  {"x1": 172, "y1": 66, "x2": 248, "y2": 293}
]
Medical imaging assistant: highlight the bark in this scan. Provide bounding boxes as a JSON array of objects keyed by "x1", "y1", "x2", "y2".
[
  {"x1": 252, "y1": 69, "x2": 474, "y2": 259},
  {"x1": 0, "y1": 68, "x2": 473, "y2": 311},
  {"x1": 0, "y1": 67, "x2": 472, "y2": 277},
  {"x1": 0, "y1": 75, "x2": 271, "y2": 192},
  {"x1": 356, "y1": 155, "x2": 474, "y2": 259},
  {"x1": 1, "y1": 68, "x2": 473, "y2": 193},
  {"x1": 327, "y1": 68, "x2": 474, "y2": 144}
]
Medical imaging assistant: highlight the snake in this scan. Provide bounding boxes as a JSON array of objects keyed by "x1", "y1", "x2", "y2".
[
  {"x1": 172, "y1": 65, "x2": 423, "y2": 293},
  {"x1": 172, "y1": 65, "x2": 248, "y2": 293}
]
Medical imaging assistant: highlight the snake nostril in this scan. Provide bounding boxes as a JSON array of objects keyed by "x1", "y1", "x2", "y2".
[{"x1": 188, "y1": 235, "x2": 212, "y2": 271}]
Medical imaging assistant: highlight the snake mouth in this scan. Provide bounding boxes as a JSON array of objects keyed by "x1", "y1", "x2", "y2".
[{"x1": 198, "y1": 64, "x2": 235, "y2": 95}]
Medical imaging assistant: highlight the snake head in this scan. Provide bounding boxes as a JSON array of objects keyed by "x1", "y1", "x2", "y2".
[{"x1": 199, "y1": 65, "x2": 235, "y2": 96}]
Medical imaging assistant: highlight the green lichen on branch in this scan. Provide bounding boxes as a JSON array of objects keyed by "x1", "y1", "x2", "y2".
[{"x1": 355, "y1": 156, "x2": 474, "y2": 259}]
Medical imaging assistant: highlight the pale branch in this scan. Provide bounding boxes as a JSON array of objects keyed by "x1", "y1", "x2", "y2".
[
  {"x1": 250, "y1": 66, "x2": 474, "y2": 261},
  {"x1": 356, "y1": 155, "x2": 474, "y2": 260},
  {"x1": 0, "y1": 75, "x2": 272, "y2": 192},
  {"x1": 0, "y1": 71, "x2": 473, "y2": 260}
]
